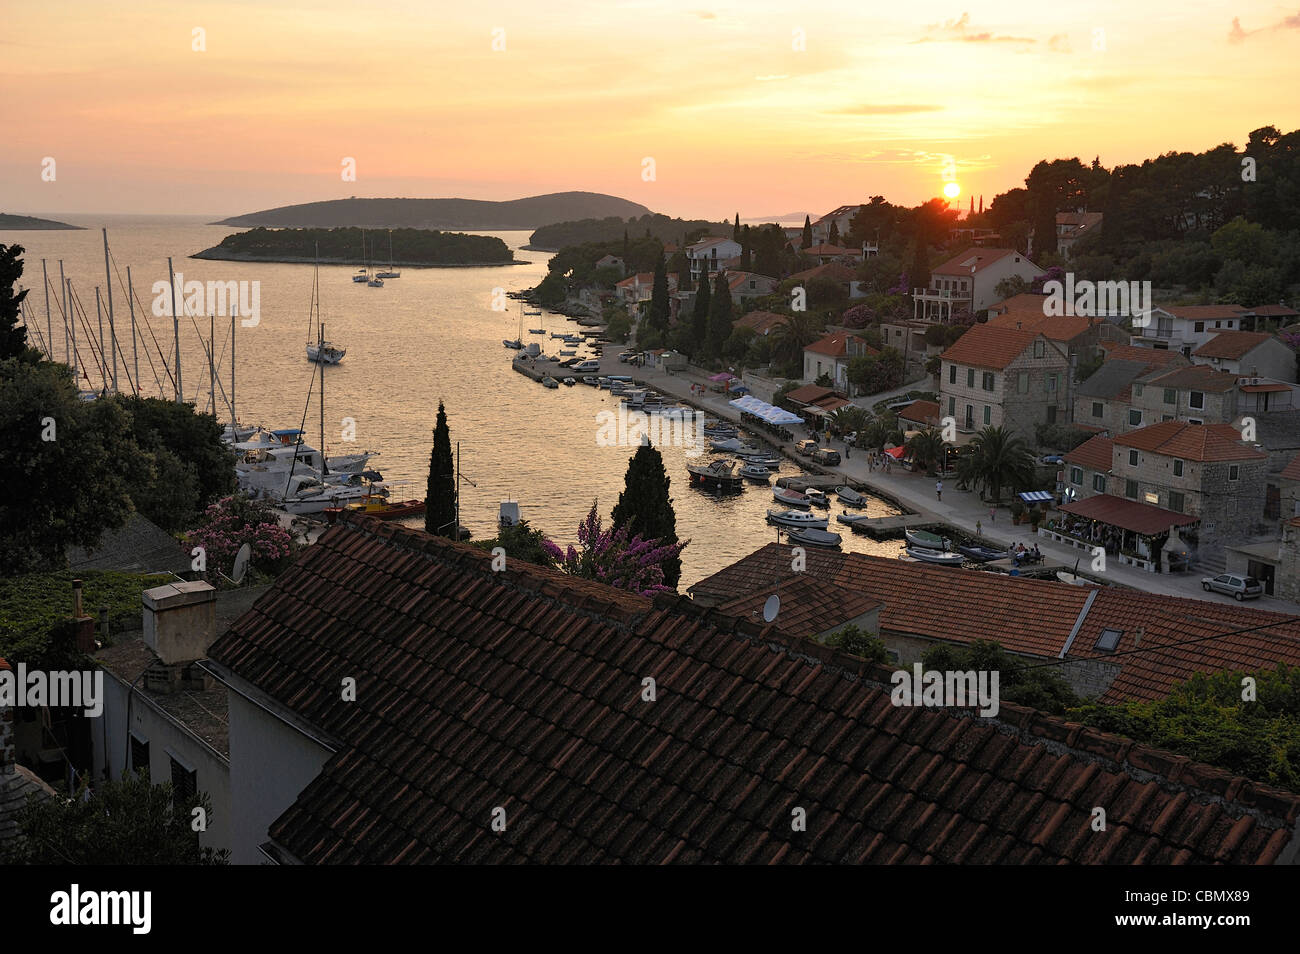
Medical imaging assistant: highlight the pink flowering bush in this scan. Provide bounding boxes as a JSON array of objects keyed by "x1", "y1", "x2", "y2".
[
  {"x1": 542, "y1": 504, "x2": 688, "y2": 597},
  {"x1": 184, "y1": 493, "x2": 294, "y2": 584}
]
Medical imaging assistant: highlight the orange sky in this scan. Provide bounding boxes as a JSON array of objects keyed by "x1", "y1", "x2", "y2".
[{"x1": 5, "y1": 1, "x2": 1299, "y2": 219}]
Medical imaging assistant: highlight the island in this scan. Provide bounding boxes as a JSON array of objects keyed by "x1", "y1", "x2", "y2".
[
  {"x1": 193, "y1": 227, "x2": 518, "y2": 267},
  {"x1": 212, "y1": 192, "x2": 651, "y2": 230},
  {"x1": 0, "y1": 212, "x2": 85, "y2": 230}
]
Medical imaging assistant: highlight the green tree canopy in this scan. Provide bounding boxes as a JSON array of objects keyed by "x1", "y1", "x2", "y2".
[{"x1": 610, "y1": 440, "x2": 682, "y2": 587}]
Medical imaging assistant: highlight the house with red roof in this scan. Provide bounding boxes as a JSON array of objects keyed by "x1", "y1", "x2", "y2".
[
  {"x1": 986, "y1": 295, "x2": 1127, "y2": 358},
  {"x1": 732, "y1": 309, "x2": 787, "y2": 337},
  {"x1": 1053, "y1": 210, "x2": 1103, "y2": 257},
  {"x1": 1132, "y1": 304, "x2": 1246, "y2": 355},
  {"x1": 724, "y1": 270, "x2": 779, "y2": 306},
  {"x1": 938, "y1": 323, "x2": 1068, "y2": 441},
  {"x1": 802, "y1": 331, "x2": 877, "y2": 392},
  {"x1": 685, "y1": 236, "x2": 741, "y2": 283},
  {"x1": 914, "y1": 248, "x2": 1044, "y2": 321},
  {"x1": 1192, "y1": 330, "x2": 1297, "y2": 383}
]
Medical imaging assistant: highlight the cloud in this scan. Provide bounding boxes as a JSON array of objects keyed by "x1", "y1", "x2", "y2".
[
  {"x1": 831, "y1": 104, "x2": 944, "y2": 115},
  {"x1": 692, "y1": 10, "x2": 717, "y2": 19},
  {"x1": 1048, "y1": 34, "x2": 1071, "y2": 53},
  {"x1": 915, "y1": 12, "x2": 1036, "y2": 45},
  {"x1": 754, "y1": 74, "x2": 790, "y2": 81},
  {"x1": 1229, "y1": 11, "x2": 1300, "y2": 42}
]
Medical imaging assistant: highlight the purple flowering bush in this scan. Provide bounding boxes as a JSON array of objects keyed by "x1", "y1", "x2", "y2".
[
  {"x1": 184, "y1": 493, "x2": 295, "y2": 584},
  {"x1": 542, "y1": 504, "x2": 688, "y2": 597}
]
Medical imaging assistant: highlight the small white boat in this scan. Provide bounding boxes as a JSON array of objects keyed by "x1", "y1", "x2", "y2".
[
  {"x1": 836, "y1": 512, "x2": 871, "y2": 526},
  {"x1": 733, "y1": 445, "x2": 774, "y2": 460},
  {"x1": 836, "y1": 486, "x2": 866, "y2": 506},
  {"x1": 367, "y1": 276, "x2": 384, "y2": 287},
  {"x1": 562, "y1": 377, "x2": 576, "y2": 386},
  {"x1": 306, "y1": 342, "x2": 345, "y2": 364},
  {"x1": 787, "y1": 527, "x2": 842, "y2": 549},
  {"x1": 773, "y1": 487, "x2": 812, "y2": 508},
  {"x1": 710, "y1": 437, "x2": 748, "y2": 452},
  {"x1": 528, "y1": 328, "x2": 546, "y2": 335},
  {"x1": 905, "y1": 546, "x2": 964, "y2": 566},
  {"x1": 766, "y1": 509, "x2": 829, "y2": 529},
  {"x1": 583, "y1": 376, "x2": 601, "y2": 386},
  {"x1": 352, "y1": 270, "x2": 369, "y2": 283},
  {"x1": 738, "y1": 463, "x2": 771, "y2": 481},
  {"x1": 804, "y1": 488, "x2": 830, "y2": 508}
]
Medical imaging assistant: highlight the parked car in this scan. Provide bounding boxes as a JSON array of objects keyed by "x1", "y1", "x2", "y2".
[
  {"x1": 813, "y1": 448, "x2": 841, "y2": 466},
  {"x1": 796, "y1": 439, "x2": 819, "y2": 456},
  {"x1": 1201, "y1": 574, "x2": 1263, "y2": 601},
  {"x1": 1040, "y1": 454, "x2": 1065, "y2": 465}
]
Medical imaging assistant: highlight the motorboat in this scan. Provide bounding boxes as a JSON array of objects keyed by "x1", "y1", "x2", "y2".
[
  {"x1": 326, "y1": 450, "x2": 379, "y2": 474},
  {"x1": 738, "y1": 463, "x2": 772, "y2": 481},
  {"x1": 804, "y1": 488, "x2": 830, "y2": 508},
  {"x1": 367, "y1": 276, "x2": 384, "y2": 287},
  {"x1": 352, "y1": 270, "x2": 369, "y2": 283},
  {"x1": 529, "y1": 328, "x2": 546, "y2": 335},
  {"x1": 503, "y1": 338, "x2": 523, "y2": 349},
  {"x1": 836, "y1": 513, "x2": 872, "y2": 530},
  {"x1": 786, "y1": 527, "x2": 842, "y2": 549},
  {"x1": 905, "y1": 528, "x2": 948, "y2": 550},
  {"x1": 733, "y1": 445, "x2": 774, "y2": 460},
  {"x1": 560, "y1": 349, "x2": 577, "y2": 356},
  {"x1": 835, "y1": 486, "x2": 866, "y2": 506},
  {"x1": 767, "y1": 509, "x2": 829, "y2": 529},
  {"x1": 585, "y1": 376, "x2": 602, "y2": 387},
  {"x1": 278, "y1": 474, "x2": 387, "y2": 514},
  {"x1": 957, "y1": 544, "x2": 1010, "y2": 563},
  {"x1": 904, "y1": 546, "x2": 964, "y2": 565},
  {"x1": 345, "y1": 497, "x2": 425, "y2": 520},
  {"x1": 773, "y1": 487, "x2": 812, "y2": 508},
  {"x1": 709, "y1": 437, "x2": 748, "y2": 452},
  {"x1": 702, "y1": 419, "x2": 738, "y2": 437},
  {"x1": 541, "y1": 376, "x2": 559, "y2": 389},
  {"x1": 562, "y1": 377, "x2": 576, "y2": 386},
  {"x1": 687, "y1": 459, "x2": 745, "y2": 491}
]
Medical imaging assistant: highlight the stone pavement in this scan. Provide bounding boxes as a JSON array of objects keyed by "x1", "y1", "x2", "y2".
[{"x1": 606, "y1": 354, "x2": 1300, "y2": 612}]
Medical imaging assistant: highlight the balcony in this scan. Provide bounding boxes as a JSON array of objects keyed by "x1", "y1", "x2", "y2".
[{"x1": 912, "y1": 287, "x2": 971, "y2": 321}]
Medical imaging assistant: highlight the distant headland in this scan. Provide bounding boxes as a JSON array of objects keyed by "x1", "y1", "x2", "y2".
[
  {"x1": 0, "y1": 213, "x2": 85, "y2": 230},
  {"x1": 192, "y1": 226, "x2": 520, "y2": 266}
]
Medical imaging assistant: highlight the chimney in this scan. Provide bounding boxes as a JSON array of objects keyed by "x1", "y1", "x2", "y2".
[
  {"x1": 142, "y1": 580, "x2": 217, "y2": 666},
  {"x1": 0, "y1": 658, "x2": 13, "y2": 776}
]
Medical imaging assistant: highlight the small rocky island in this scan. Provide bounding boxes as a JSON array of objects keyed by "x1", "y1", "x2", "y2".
[
  {"x1": 193, "y1": 226, "x2": 519, "y2": 266},
  {"x1": 0, "y1": 212, "x2": 85, "y2": 230}
]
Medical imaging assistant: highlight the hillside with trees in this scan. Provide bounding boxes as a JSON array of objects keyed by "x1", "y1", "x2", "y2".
[
  {"x1": 195, "y1": 227, "x2": 514, "y2": 265},
  {"x1": 528, "y1": 213, "x2": 731, "y2": 250}
]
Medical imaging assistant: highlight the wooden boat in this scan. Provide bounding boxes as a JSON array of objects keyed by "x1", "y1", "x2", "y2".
[
  {"x1": 835, "y1": 485, "x2": 866, "y2": 506},
  {"x1": 905, "y1": 528, "x2": 947, "y2": 550},
  {"x1": 738, "y1": 463, "x2": 771, "y2": 481},
  {"x1": 562, "y1": 377, "x2": 576, "y2": 386},
  {"x1": 766, "y1": 509, "x2": 829, "y2": 529},
  {"x1": 957, "y1": 544, "x2": 1010, "y2": 563},
  {"x1": 773, "y1": 487, "x2": 812, "y2": 508},
  {"x1": 804, "y1": 488, "x2": 830, "y2": 508},
  {"x1": 688, "y1": 459, "x2": 745, "y2": 491},
  {"x1": 345, "y1": 498, "x2": 427, "y2": 520},
  {"x1": 541, "y1": 377, "x2": 559, "y2": 389},
  {"x1": 786, "y1": 527, "x2": 842, "y2": 548},
  {"x1": 836, "y1": 513, "x2": 872, "y2": 527},
  {"x1": 904, "y1": 545, "x2": 964, "y2": 565}
]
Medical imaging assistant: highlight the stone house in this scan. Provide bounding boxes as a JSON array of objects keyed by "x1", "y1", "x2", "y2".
[
  {"x1": 914, "y1": 248, "x2": 1044, "y2": 321},
  {"x1": 938, "y1": 324, "x2": 1069, "y2": 441},
  {"x1": 1192, "y1": 330, "x2": 1297, "y2": 383}
]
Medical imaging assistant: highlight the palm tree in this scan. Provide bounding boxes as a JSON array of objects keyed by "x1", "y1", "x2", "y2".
[
  {"x1": 964, "y1": 426, "x2": 1036, "y2": 504},
  {"x1": 830, "y1": 405, "x2": 867, "y2": 438},
  {"x1": 863, "y1": 412, "x2": 903, "y2": 452},
  {"x1": 906, "y1": 427, "x2": 947, "y2": 476},
  {"x1": 770, "y1": 314, "x2": 818, "y2": 373}
]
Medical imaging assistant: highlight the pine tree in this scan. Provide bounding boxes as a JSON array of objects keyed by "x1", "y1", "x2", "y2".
[
  {"x1": 801, "y1": 215, "x2": 813, "y2": 249},
  {"x1": 610, "y1": 440, "x2": 682, "y2": 587},
  {"x1": 425, "y1": 402, "x2": 456, "y2": 537},
  {"x1": 707, "y1": 271, "x2": 733, "y2": 359},
  {"x1": 690, "y1": 270, "x2": 711, "y2": 354},
  {"x1": 733, "y1": 214, "x2": 741, "y2": 243},
  {"x1": 649, "y1": 256, "x2": 670, "y2": 330}
]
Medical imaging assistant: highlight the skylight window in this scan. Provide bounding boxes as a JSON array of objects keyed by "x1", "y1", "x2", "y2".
[{"x1": 1095, "y1": 628, "x2": 1123, "y2": 652}]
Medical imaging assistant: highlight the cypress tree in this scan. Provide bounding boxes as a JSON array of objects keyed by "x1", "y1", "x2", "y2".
[
  {"x1": 707, "y1": 271, "x2": 733, "y2": 359},
  {"x1": 649, "y1": 255, "x2": 670, "y2": 330},
  {"x1": 690, "y1": 269, "x2": 711, "y2": 354},
  {"x1": 740, "y1": 225, "x2": 752, "y2": 271},
  {"x1": 908, "y1": 241, "x2": 930, "y2": 296},
  {"x1": 425, "y1": 401, "x2": 456, "y2": 537},
  {"x1": 828, "y1": 221, "x2": 840, "y2": 246},
  {"x1": 676, "y1": 254, "x2": 692, "y2": 294},
  {"x1": 611, "y1": 439, "x2": 681, "y2": 587},
  {"x1": 622, "y1": 229, "x2": 630, "y2": 260},
  {"x1": 801, "y1": 215, "x2": 813, "y2": 249},
  {"x1": 733, "y1": 214, "x2": 741, "y2": 242}
]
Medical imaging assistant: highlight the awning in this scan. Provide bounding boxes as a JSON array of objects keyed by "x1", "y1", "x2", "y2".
[
  {"x1": 1018, "y1": 491, "x2": 1054, "y2": 503},
  {"x1": 1059, "y1": 495, "x2": 1198, "y2": 536},
  {"x1": 728, "y1": 396, "x2": 801, "y2": 425},
  {"x1": 885, "y1": 445, "x2": 907, "y2": 459},
  {"x1": 709, "y1": 372, "x2": 735, "y2": 382},
  {"x1": 728, "y1": 381, "x2": 749, "y2": 393}
]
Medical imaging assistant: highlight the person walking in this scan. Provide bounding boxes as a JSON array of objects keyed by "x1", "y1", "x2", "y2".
[
  {"x1": 935, "y1": 480, "x2": 943, "y2": 501},
  {"x1": 989, "y1": 505, "x2": 996, "y2": 523},
  {"x1": 976, "y1": 519, "x2": 982, "y2": 539}
]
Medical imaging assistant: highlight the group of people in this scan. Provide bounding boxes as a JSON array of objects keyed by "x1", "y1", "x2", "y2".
[
  {"x1": 1012, "y1": 543, "x2": 1043, "y2": 565},
  {"x1": 865, "y1": 450, "x2": 894, "y2": 474},
  {"x1": 1059, "y1": 517, "x2": 1121, "y2": 553}
]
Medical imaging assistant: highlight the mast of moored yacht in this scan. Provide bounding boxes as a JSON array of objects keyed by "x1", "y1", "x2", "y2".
[
  {"x1": 94, "y1": 287, "x2": 107, "y2": 392},
  {"x1": 168, "y1": 256, "x2": 182, "y2": 403},
  {"x1": 209, "y1": 312, "x2": 216, "y2": 416},
  {"x1": 102, "y1": 229, "x2": 118, "y2": 394},
  {"x1": 59, "y1": 261, "x2": 68, "y2": 367},
  {"x1": 65, "y1": 276, "x2": 76, "y2": 383},
  {"x1": 126, "y1": 266, "x2": 139, "y2": 395},
  {"x1": 41, "y1": 260, "x2": 52, "y2": 363}
]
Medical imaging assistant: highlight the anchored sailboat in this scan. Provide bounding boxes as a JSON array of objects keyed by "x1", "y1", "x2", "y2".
[
  {"x1": 306, "y1": 246, "x2": 346, "y2": 364},
  {"x1": 353, "y1": 230, "x2": 370, "y2": 283},
  {"x1": 375, "y1": 229, "x2": 401, "y2": 279}
]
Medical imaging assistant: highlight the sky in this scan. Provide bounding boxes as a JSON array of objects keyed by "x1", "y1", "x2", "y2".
[{"x1": 4, "y1": 0, "x2": 1300, "y2": 220}]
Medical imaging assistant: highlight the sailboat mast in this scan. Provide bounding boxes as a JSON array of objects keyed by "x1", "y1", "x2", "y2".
[
  {"x1": 59, "y1": 260, "x2": 68, "y2": 367},
  {"x1": 102, "y1": 229, "x2": 117, "y2": 394},
  {"x1": 209, "y1": 312, "x2": 216, "y2": 415},
  {"x1": 95, "y1": 287, "x2": 107, "y2": 392},
  {"x1": 41, "y1": 259, "x2": 52, "y2": 363},
  {"x1": 168, "y1": 256, "x2": 182, "y2": 402},
  {"x1": 66, "y1": 277, "x2": 76, "y2": 383},
  {"x1": 319, "y1": 320, "x2": 327, "y2": 473},
  {"x1": 230, "y1": 307, "x2": 236, "y2": 430},
  {"x1": 126, "y1": 266, "x2": 139, "y2": 395}
]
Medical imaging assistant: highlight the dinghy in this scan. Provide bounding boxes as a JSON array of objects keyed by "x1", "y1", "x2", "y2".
[
  {"x1": 904, "y1": 546, "x2": 964, "y2": 565},
  {"x1": 835, "y1": 486, "x2": 866, "y2": 506},
  {"x1": 905, "y1": 528, "x2": 947, "y2": 550},
  {"x1": 786, "y1": 527, "x2": 842, "y2": 549},
  {"x1": 766, "y1": 509, "x2": 829, "y2": 529}
]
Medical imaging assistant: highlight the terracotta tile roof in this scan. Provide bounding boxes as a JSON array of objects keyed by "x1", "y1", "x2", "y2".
[
  {"x1": 1141, "y1": 364, "x2": 1239, "y2": 393},
  {"x1": 1056, "y1": 211, "x2": 1103, "y2": 232},
  {"x1": 1243, "y1": 304, "x2": 1299, "y2": 318},
  {"x1": 988, "y1": 292, "x2": 1049, "y2": 315},
  {"x1": 1241, "y1": 383, "x2": 1291, "y2": 393},
  {"x1": 933, "y1": 248, "x2": 1030, "y2": 276},
  {"x1": 1192, "y1": 330, "x2": 1275, "y2": 360},
  {"x1": 717, "y1": 575, "x2": 880, "y2": 641},
  {"x1": 987, "y1": 312, "x2": 1101, "y2": 343},
  {"x1": 1279, "y1": 454, "x2": 1300, "y2": 482},
  {"x1": 939, "y1": 324, "x2": 1045, "y2": 371},
  {"x1": 726, "y1": 271, "x2": 777, "y2": 292},
  {"x1": 804, "y1": 331, "x2": 875, "y2": 359},
  {"x1": 803, "y1": 244, "x2": 858, "y2": 257},
  {"x1": 897, "y1": 400, "x2": 941, "y2": 426},
  {"x1": 733, "y1": 310, "x2": 787, "y2": 335},
  {"x1": 1160, "y1": 305, "x2": 1245, "y2": 320},
  {"x1": 785, "y1": 384, "x2": 837, "y2": 404},
  {"x1": 813, "y1": 396, "x2": 852, "y2": 412},
  {"x1": 208, "y1": 525, "x2": 1300, "y2": 865},
  {"x1": 1112, "y1": 420, "x2": 1266, "y2": 462},
  {"x1": 1064, "y1": 435, "x2": 1113, "y2": 472},
  {"x1": 790, "y1": 262, "x2": 858, "y2": 283},
  {"x1": 1059, "y1": 494, "x2": 1197, "y2": 535},
  {"x1": 1097, "y1": 343, "x2": 1190, "y2": 368},
  {"x1": 1076, "y1": 359, "x2": 1151, "y2": 401}
]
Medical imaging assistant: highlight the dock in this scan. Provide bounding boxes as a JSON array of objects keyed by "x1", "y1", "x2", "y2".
[
  {"x1": 839, "y1": 513, "x2": 933, "y2": 537},
  {"x1": 512, "y1": 357, "x2": 548, "y2": 382}
]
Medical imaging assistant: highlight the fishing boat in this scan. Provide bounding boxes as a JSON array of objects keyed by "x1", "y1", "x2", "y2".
[
  {"x1": 562, "y1": 377, "x2": 576, "y2": 386},
  {"x1": 957, "y1": 543, "x2": 1010, "y2": 563},
  {"x1": 541, "y1": 376, "x2": 559, "y2": 389},
  {"x1": 738, "y1": 463, "x2": 772, "y2": 481},
  {"x1": 733, "y1": 445, "x2": 774, "y2": 460},
  {"x1": 559, "y1": 349, "x2": 577, "y2": 356},
  {"x1": 702, "y1": 419, "x2": 738, "y2": 437},
  {"x1": 529, "y1": 327, "x2": 546, "y2": 335},
  {"x1": 836, "y1": 513, "x2": 872, "y2": 529},
  {"x1": 804, "y1": 488, "x2": 830, "y2": 508},
  {"x1": 304, "y1": 249, "x2": 346, "y2": 364},
  {"x1": 904, "y1": 546, "x2": 964, "y2": 565},
  {"x1": 905, "y1": 528, "x2": 948, "y2": 550},
  {"x1": 773, "y1": 487, "x2": 812, "y2": 508},
  {"x1": 787, "y1": 527, "x2": 842, "y2": 549},
  {"x1": 766, "y1": 509, "x2": 829, "y2": 529},
  {"x1": 742, "y1": 454, "x2": 782, "y2": 469},
  {"x1": 835, "y1": 486, "x2": 866, "y2": 506},
  {"x1": 345, "y1": 497, "x2": 425, "y2": 520},
  {"x1": 584, "y1": 376, "x2": 602, "y2": 387},
  {"x1": 687, "y1": 459, "x2": 745, "y2": 491},
  {"x1": 709, "y1": 437, "x2": 749, "y2": 453},
  {"x1": 374, "y1": 230, "x2": 401, "y2": 278},
  {"x1": 280, "y1": 474, "x2": 385, "y2": 514}
]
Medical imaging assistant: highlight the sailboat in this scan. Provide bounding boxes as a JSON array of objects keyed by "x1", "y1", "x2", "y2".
[
  {"x1": 503, "y1": 301, "x2": 524, "y2": 349},
  {"x1": 306, "y1": 247, "x2": 346, "y2": 364},
  {"x1": 352, "y1": 230, "x2": 370, "y2": 283},
  {"x1": 527, "y1": 303, "x2": 545, "y2": 335},
  {"x1": 375, "y1": 230, "x2": 401, "y2": 279}
]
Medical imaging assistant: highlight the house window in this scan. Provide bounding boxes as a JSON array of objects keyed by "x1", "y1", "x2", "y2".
[
  {"x1": 983, "y1": 405, "x2": 992, "y2": 425},
  {"x1": 965, "y1": 404, "x2": 974, "y2": 428},
  {"x1": 949, "y1": 364, "x2": 956, "y2": 384},
  {"x1": 1128, "y1": 409, "x2": 1142, "y2": 426},
  {"x1": 1163, "y1": 388, "x2": 1176, "y2": 405},
  {"x1": 1046, "y1": 373, "x2": 1057, "y2": 392},
  {"x1": 1229, "y1": 465, "x2": 1240, "y2": 481},
  {"x1": 1018, "y1": 371, "x2": 1029, "y2": 394},
  {"x1": 1169, "y1": 491, "x2": 1185, "y2": 513},
  {"x1": 1093, "y1": 473, "x2": 1107, "y2": 492},
  {"x1": 1128, "y1": 449, "x2": 1139, "y2": 466},
  {"x1": 170, "y1": 755, "x2": 197, "y2": 805},
  {"x1": 130, "y1": 734, "x2": 150, "y2": 776},
  {"x1": 1214, "y1": 320, "x2": 1221, "y2": 328},
  {"x1": 1091, "y1": 402, "x2": 1103, "y2": 419},
  {"x1": 1194, "y1": 321, "x2": 1204, "y2": 333},
  {"x1": 982, "y1": 371, "x2": 995, "y2": 391},
  {"x1": 967, "y1": 368, "x2": 975, "y2": 388},
  {"x1": 1189, "y1": 391, "x2": 1205, "y2": 409},
  {"x1": 1033, "y1": 340, "x2": 1045, "y2": 358},
  {"x1": 1173, "y1": 459, "x2": 1184, "y2": 477},
  {"x1": 1095, "y1": 628, "x2": 1123, "y2": 653},
  {"x1": 1133, "y1": 384, "x2": 1143, "y2": 397},
  {"x1": 948, "y1": 396, "x2": 955, "y2": 415},
  {"x1": 1046, "y1": 406, "x2": 1057, "y2": 424},
  {"x1": 1070, "y1": 466, "x2": 1083, "y2": 485},
  {"x1": 1125, "y1": 479, "x2": 1138, "y2": 499}
]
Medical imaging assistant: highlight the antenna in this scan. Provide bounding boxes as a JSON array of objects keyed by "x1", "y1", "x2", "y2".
[
  {"x1": 762, "y1": 594, "x2": 781, "y2": 624},
  {"x1": 220, "y1": 543, "x2": 252, "y2": 585}
]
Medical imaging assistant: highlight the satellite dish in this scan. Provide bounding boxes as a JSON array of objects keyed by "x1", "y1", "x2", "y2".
[
  {"x1": 762, "y1": 594, "x2": 781, "y2": 623},
  {"x1": 221, "y1": 543, "x2": 252, "y2": 585}
]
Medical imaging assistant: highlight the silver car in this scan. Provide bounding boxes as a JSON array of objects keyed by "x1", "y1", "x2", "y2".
[{"x1": 1201, "y1": 574, "x2": 1263, "y2": 601}]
